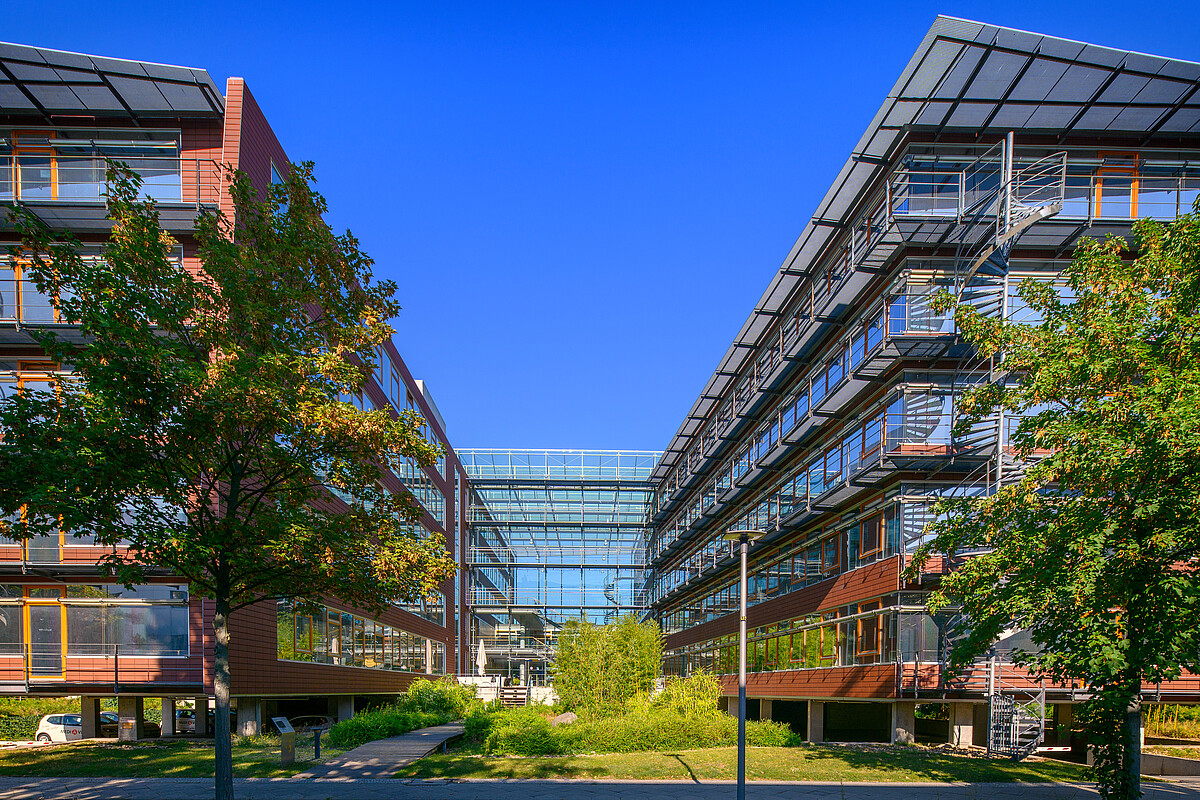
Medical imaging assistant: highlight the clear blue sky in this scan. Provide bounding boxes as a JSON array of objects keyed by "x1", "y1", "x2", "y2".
[{"x1": 9, "y1": 2, "x2": 1200, "y2": 451}]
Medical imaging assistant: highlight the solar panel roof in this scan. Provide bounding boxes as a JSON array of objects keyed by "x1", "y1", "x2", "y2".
[
  {"x1": 0, "y1": 41, "x2": 224, "y2": 120},
  {"x1": 650, "y1": 15, "x2": 1200, "y2": 482}
]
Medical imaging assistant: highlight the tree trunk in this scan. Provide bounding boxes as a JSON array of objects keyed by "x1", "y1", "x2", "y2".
[
  {"x1": 214, "y1": 599, "x2": 234, "y2": 800},
  {"x1": 1125, "y1": 691, "x2": 1142, "y2": 800}
]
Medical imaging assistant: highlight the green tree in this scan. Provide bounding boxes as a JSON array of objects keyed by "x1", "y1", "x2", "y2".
[
  {"x1": 0, "y1": 164, "x2": 457, "y2": 800},
  {"x1": 551, "y1": 615, "x2": 662, "y2": 715},
  {"x1": 909, "y1": 201, "x2": 1200, "y2": 799}
]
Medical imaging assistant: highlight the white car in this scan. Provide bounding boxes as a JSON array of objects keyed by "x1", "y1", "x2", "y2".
[{"x1": 36, "y1": 713, "x2": 82, "y2": 743}]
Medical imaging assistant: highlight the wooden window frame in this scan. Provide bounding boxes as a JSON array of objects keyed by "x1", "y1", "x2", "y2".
[
  {"x1": 1095, "y1": 151, "x2": 1140, "y2": 219},
  {"x1": 23, "y1": 586, "x2": 66, "y2": 680}
]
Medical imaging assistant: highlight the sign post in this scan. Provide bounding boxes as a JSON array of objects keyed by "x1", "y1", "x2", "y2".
[{"x1": 272, "y1": 717, "x2": 295, "y2": 766}]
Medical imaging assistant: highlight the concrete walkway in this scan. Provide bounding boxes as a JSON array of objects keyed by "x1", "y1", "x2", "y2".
[
  {"x1": 293, "y1": 721, "x2": 464, "y2": 779},
  {"x1": 0, "y1": 778, "x2": 1198, "y2": 800}
]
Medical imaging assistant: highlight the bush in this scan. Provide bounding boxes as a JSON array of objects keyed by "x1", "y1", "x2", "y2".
[
  {"x1": 327, "y1": 708, "x2": 448, "y2": 750},
  {"x1": 472, "y1": 705, "x2": 798, "y2": 755},
  {"x1": 404, "y1": 676, "x2": 476, "y2": 718},
  {"x1": 652, "y1": 672, "x2": 723, "y2": 718},
  {"x1": 325, "y1": 678, "x2": 480, "y2": 749},
  {"x1": 485, "y1": 709, "x2": 580, "y2": 756},
  {"x1": 552, "y1": 615, "x2": 662, "y2": 715}
]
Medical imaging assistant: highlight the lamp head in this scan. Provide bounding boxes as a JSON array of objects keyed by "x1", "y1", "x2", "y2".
[{"x1": 722, "y1": 529, "x2": 767, "y2": 542}]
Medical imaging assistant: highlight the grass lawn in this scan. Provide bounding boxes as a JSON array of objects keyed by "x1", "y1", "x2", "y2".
[
  {"x1": 0, "y1": 736, "x2": 343, "y2": 778},
  {"x1": 397, "y1": 743, "x2": 1093, "y2": 783},
  {"x1": 1145, "y1": 745, "x2": 1200, "y2": 760}
]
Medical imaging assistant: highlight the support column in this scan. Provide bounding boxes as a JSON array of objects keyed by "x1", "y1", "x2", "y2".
[
  {"x1": 759, "y1": 699, "x2": 773, "y2": 720},
  {"x1": 892, "y1": 701, "x2": 916, "y2": 745},
  {"x1": 337, "y1": 696, "x2": 355, "y2": 722},
  {"x1": 117, "y1": 696, "x2": 145, "y2": 741},
  {"x1": 951, "y1": 702, "x2": 974, "y2": 748},
  {"x1": 161, "y1": 698, "x2": 176, "y2": 737},
  {"x1": 193, "y1": 696, "x2": 209, "y2": 736},
  {"x1": 79, "y1": 696, "x2": 102, "y2": 740},
  {"x1": 235, "y1": 697, "x2": 264, "y2": 737},
  {"x1": 807, "y1": 701, "x2": 824, "y2": 743}
]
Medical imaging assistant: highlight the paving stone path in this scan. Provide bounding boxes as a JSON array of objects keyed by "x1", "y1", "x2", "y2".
[{"x1": 293, "y1": 721, "x2": 465, "y2": 779}]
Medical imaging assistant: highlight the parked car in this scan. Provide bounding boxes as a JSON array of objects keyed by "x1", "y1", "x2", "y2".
[
  {"x1": 35, "y1": 714, "x2": 81, "y2": 743},
  {"x1": 287, "y1": 715, "x2": 334, "y2": 732},
  {"x1": 175, "y1": 709, "x2": 196, "y2": 733},
  {"x1": 95, "y1": 711, "x2": 159, "y2": 739}
]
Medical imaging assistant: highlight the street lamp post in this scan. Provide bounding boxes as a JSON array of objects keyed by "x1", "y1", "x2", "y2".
[{"x1": 722, "y1": 528, "x2": 765, "y2": 800}]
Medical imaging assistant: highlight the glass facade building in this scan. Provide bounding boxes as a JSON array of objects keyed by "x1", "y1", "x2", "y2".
[
  {"x1": 460, "y1": 450, "x2": 657, "y2": 683},
  {"x1": 641, "y1": 17, "x2": 1200, "y2": 746}
]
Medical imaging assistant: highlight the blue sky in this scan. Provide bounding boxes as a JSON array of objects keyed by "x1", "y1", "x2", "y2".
[{"x1": 9, "y1": 2, "x2": 1200, "y2": 452}]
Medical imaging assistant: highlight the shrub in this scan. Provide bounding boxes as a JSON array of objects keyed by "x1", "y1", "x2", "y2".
[
  {"x1": 404, "y1": 676, "x2": 476, "y2": 718},
  {"x1": 472, "y1": 705, "x2": 799, "y2": 755},
  {"x1": 652, "y1": 671, "x2": 723, "y2": 718},
  {"x1": 552, "y1": 615, "x2": 662, "y2": 715},
  {"x1": 326, "y1": 708, "x2": 447, "y2": 750},
  {"x1": 463, "y1": 708, "x2": 494, "y2": 745},
  {"x1": 325, "y1": 678, "x2": 478, "y2": 750},
  {"x1": 486, "y1": 711, "x2": 577, "y2": 756}
]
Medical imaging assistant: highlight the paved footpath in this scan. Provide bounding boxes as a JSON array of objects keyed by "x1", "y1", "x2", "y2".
[
  {"x1": 0, "y1": 778, "x2": 1198, "y2": 800},
  {"x1": 293, "y1": 721, "x2": 465, "y2": 779}
]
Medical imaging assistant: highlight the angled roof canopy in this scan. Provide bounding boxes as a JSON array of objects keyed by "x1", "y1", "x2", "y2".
[
  {"x1": 0, "y1": 41, "x2": 224, "y2": 121},
  {"x1": 651, "y1": 16, "x2": 1200, "y2": 482}
]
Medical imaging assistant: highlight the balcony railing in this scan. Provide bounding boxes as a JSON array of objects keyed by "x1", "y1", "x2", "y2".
[
  {"x1": 891, "y1": 162, "x2": 1199, "y2": 224},
  {"x1": 0, "y1": 643, "x2": 202, "y2": 691},
  {"x1": 1, "y1": 156, "x2": 222, "y2": 208}
]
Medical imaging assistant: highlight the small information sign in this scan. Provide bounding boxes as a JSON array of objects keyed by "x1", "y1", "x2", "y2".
[{"x1": 272, "y1": 717, "x2": 295, "y2": 766}]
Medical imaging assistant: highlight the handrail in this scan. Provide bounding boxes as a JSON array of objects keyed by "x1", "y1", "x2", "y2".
[{"x1": 0, "y1": 155, "x2": 223, "y2": 208}]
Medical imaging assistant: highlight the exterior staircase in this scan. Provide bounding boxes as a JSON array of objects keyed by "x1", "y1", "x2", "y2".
[
  {"x1": 499, "y1": 685, "x2": 529, "y2": 708},
  {"x1": 987, "y1": 689, "x2": 1046, "y2": 760}
]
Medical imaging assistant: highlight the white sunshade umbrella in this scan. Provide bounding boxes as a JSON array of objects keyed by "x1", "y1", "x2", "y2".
[{"x1": 476, "y1": 639, "x2": 487, "y2": 677}]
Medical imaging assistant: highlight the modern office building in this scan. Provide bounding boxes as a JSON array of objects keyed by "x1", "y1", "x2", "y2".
[
  {"x1": 4, "y1": 16, "x2": 1200, "y2": 754},
  {"x1": 459, "y1": 449, "x2": 657, "y2": 684},
  {"x1": 645, "y1": 17, "x2": 1200, "y2": 750},
  {"x1": 0, "y1": 42, "x2": 469, "y2": 735}
]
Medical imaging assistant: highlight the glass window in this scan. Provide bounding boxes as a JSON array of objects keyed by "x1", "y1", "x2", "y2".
[
  {"x1": 822, "y1": 534, "x2": 840, "y2": 576},
  {"x1": 850, "y1": 330, "x2": 865, "y2": 369},
  {"x1": 327, "y1": 610, "x2": 343, "y2": 665},
  {"x1": 860, "y1": 515, "x2": 881, "y2": 558},
  {"x1": 296, "y1": 613, "x2": 313, "y2": 655},
  {"x1": 0, "y1": 605, "x2": 23, "y2": 655},
  {"x1": 866, "y1": 312, "x2": 883, "y2": 352}
]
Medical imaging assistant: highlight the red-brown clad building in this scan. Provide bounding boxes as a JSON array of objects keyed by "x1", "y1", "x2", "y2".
[{"x1": 0, "y1": 41, "x2": 469, "y2": 737}]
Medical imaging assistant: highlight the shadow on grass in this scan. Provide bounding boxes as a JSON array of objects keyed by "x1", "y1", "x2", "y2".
[
  {"x1": 399, "y1": 754, "x2": 612, "y2": 780},
  {"x1": 665, "y1": 753, "x2": 701, "y2": 784},
  {"x1": 0, "y1": 738, "x2": 333, "y2": 779},
  {"x1": 795, "y1": 743, "x2": 1089, "y2": 783}
]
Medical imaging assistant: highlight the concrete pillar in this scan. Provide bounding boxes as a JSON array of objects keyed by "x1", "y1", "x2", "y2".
[
  {"x1": 951, "y1": 702, "x2": 974, "y2": 748},
  {"x1": 117, "y1": 696, "x2": 145, "y2": 741},
  {"x1": 426, "y1": 639, "x2": 434, "y2": 675},
  {"x1": 759, "y1": 699, "x2": 773, "y2": 720},
  {"x1": 807, "y1": 700, "x2": 824, "y2": 743},
  {"x1": 1054, "y1": 703, "x2": 1074, "y2": 747},
  {"x1": 79, "y1": 696, "x2": 102, "y2": 740},
  {"x1": 235, "y1": 697, "x2": 264, "y2": 737},
  {"x1": 161, "y1": 698, "x2": 176, "y2": 737},
  {"x1": 337, "y1": 696, "x2": 355, "y2": 722},
  {"x1": 892, "y1": 701, "x2": 916, "y2": 745},
  {"x1": 194, "y1": 696, "x2": 209, "y2": 736}
]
